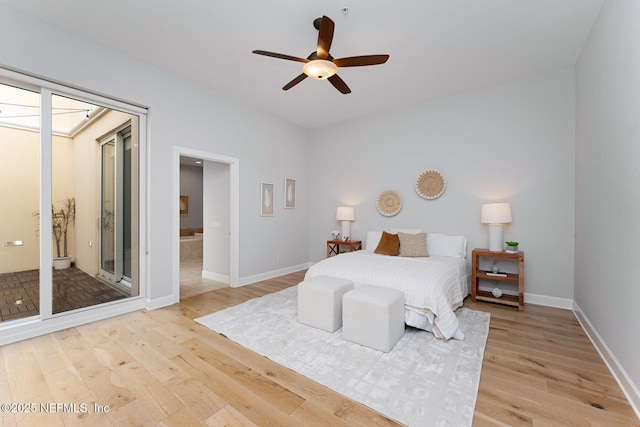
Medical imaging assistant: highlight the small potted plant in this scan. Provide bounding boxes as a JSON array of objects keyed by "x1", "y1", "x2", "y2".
[
  {"x1": 505, "y1": 241, "x2": 519, "y2": 253},
  {"x1": 35, "y1": 197, "x2": 76, "y2": 269}
]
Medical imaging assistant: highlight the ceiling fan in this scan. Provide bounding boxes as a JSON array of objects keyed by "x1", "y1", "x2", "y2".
[{"x1": 252, "y1": 15, "x2": 389, "y2": 94}]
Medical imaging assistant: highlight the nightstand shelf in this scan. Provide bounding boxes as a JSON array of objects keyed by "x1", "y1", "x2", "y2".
[
  {"x1": 475, "y1": 271, "x2": 519, "y2": 281},
  {"x1": 471, "y1": 248, "x2": 524, "y2": 310},
  {"x1": 474, "y1": 289, "x2": 521, "y2": 307},
  {"x1": 326, "y1": 240, "x2": 362, "y2": 257}
]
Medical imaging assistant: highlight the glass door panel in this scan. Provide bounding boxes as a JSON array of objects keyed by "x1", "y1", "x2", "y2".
[
  {"x1": 100, "y1": 140, "x2": 116, "y2": 281},
  {"x1": 50, "y1": 93, "x2": 140, "y2": 315},
  {"x1": 0, "y1": 83, "x2": 41, "y2": 323}
]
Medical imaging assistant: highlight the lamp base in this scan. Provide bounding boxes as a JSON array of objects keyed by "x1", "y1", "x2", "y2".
[
  {"x1": 488, "y1": 224, "x2": 504, "y2": 252},
  {"x1": 341, "y1": 221, "x2": 351, "y2": 241}
]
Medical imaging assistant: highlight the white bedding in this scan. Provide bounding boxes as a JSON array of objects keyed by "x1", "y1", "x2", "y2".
[{"x1": 305, "y1": 250, "x2": 470, "y2": 340}]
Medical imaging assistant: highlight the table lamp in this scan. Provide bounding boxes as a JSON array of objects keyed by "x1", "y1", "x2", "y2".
[
  {"x1": 336, "y1": 207, "x2": 355, "y2": 240},
  {"x1": 481, "y1": 203, "x2": 512, "y2": 251}
]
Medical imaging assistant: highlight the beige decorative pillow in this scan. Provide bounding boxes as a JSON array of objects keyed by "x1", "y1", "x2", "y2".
[
  {"x1": 398, "y1": 232, "x2": 428, "y2": 257},
  {"x1": 374, "y1": 231, "x2": 400, "y2": 256}
]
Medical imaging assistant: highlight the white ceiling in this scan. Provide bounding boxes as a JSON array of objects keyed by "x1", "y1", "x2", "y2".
[{"x1": 1, "y1": 0, "x2": 603, "y2": 129}]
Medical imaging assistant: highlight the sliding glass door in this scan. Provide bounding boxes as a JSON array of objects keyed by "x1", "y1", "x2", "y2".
[
  {"x1": 0, "y1": 83, "x2": 41, "y2": 323},
  {"x1": 50, "y1": 93, "x2": 141, "y2": 314},
  {"x1": 99, "y1": 125, "x2": 137, "y2": 292},
  {"x1": 0, "y1": 72, "x2": 144, "y2": 326}
]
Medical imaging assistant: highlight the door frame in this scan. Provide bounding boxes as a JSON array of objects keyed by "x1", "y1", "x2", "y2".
[{"x1": 173, "y1": 146, "x2": 239, "y2": 300}]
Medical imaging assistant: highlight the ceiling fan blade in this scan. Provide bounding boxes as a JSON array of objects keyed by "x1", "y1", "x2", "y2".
[
  {"x1": 334, "y1": 55, "x2": 390, "y2": 67},
  {"x1": 328, "y1": 74, "x2": 351, "y2": 94},
  {"x1": 282, "y1": 73, "x2": 308, "y2": 90},
  {"x1": 316, "y1": 16, "x2": 335, "y2": 59},
  {"x1": 252, "y1": 50, "x2": 308, "y2": 64}
]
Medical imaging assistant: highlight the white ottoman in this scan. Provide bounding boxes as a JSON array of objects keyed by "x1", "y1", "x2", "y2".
[
  {"x1": 297, "y1": 276, "x2": 354, "y2": 332},
  {"x1": 343, "y1": 285, "x2": 405, "y2": 352}
]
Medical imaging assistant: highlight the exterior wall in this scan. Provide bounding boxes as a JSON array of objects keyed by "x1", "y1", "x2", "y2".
[{"x1": 0, "y1": 126, "x2": 73, "y2": 274}]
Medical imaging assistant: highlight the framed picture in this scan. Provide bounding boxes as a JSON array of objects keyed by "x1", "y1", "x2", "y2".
[
  {"x1": 284, "y1": 178, "x2": 296, "y2": 209},
  {"x1": 179, "y1": 195, "x2": 189, "y2": 215},
  {"x1": 260, "y1": 182, "x2": 275, "y2": 216}
]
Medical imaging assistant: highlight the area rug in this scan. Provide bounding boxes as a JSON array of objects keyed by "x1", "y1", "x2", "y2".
[{"x1": 196, "y1": 286, "x2": 490, "y2": 427}]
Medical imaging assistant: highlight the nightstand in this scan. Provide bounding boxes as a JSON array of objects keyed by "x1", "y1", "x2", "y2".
[
  {"x1": 471, "y1": 248, "x2": 524, "y2": 310},
  {"x1": 327, "y1": 240, "x2": 362, "y2": 257}
]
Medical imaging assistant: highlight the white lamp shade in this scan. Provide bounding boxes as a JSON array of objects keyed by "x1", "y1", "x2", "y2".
[
  {"x1": 336, "y1": 206, "x2": 355, "y2": 221},
  {"x1": 481, "y1": 203, "x2": 512, "y2": 224},
  {"x1": 336, "y1": 206, "x2": 354, "y2": 240}
]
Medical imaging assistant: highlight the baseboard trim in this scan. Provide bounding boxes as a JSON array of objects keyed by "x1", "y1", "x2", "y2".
[
  {"x1": 237, "y1": 263, "x2": 311, "y2": 287},
  {"x1": 145, "y1": 293, "x2": 178, "y2": 310},
  {"x1": 573, "y1": 302, "x2": 640, "y2": 421},
  {"x1": 0, "y1": 298, "x2": 146, "y2": 346},
  {"x1": 524, "y1": 292, "x2": 574, "y2": 309},
  {"x1": 202, "y1": 270, "x2": 230, "y2": 284}
]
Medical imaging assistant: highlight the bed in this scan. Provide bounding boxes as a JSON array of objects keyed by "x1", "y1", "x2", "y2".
[{"x1": 305, "y1": 231, "x2": 470, "y2": 340}]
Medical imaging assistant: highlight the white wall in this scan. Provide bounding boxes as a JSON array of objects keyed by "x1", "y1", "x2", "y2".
[
  {"x1": 575, "y1": 0, "x2": 640, "y2": 403},
  {"x1": 0, "y1": 5, "x2": 310, "y2": 302},
  {"x1": 203, "y1": 161, "x2": 230, "y2": 281},
  {"x1": 308, "y1": 69, "x2": 576, "y2": 301},
  {"x1": 179, "y1": 164, "x2": 203, "y2": 230}
]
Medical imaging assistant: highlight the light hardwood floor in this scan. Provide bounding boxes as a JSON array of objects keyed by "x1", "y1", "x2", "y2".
[
  {"x1": 180, "y1": 257, "x2": 227, "y2": 299},
  {"x1": 1, "y1": 271, "x2": 638, "y2": 426}
]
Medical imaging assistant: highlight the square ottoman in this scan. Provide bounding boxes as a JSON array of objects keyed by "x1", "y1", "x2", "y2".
[
  {"x1": 343, "y1": 285, "x2": 405, "y2": 352},
  {"x1": 297, "y1": 276, "x2": 354, "y2": 332}
]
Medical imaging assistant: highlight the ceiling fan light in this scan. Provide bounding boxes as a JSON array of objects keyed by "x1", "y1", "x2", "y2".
[{"x1": 303, "y1": 59, "x2": 337, "y2": 80}]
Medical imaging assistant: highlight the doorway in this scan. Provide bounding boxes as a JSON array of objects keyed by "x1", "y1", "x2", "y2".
[{"x1": 174, "y1": 148, "x2": 239, "y2": 301}]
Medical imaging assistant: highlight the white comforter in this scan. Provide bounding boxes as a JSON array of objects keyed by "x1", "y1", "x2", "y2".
[{"x1": 305, "y1": 250, "x2": 469, "y2": 340}]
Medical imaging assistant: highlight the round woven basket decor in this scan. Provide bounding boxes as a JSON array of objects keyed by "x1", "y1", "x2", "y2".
[
  {"x1": 376, "y1": 190, "x2": 402, "y2": 216},
  {"x1": 415, "y1": 170, "x2": 446, "y2": 199}
]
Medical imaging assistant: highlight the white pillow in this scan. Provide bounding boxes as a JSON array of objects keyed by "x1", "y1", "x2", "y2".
[
  {"x1": 365, "y1": 231, "x2": 383, "y2": 250},
  {"x1": 427, "y1": 233, "x2": 468, "y2": 258},
  {"x1": 388, "y1": 228, "x2": 424, "y2": 235}
]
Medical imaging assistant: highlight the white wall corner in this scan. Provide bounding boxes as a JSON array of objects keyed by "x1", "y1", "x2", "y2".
[
  {"x1": 145, "y1": 294, "x2": 179, "y2": 310},
  {"x1": 202, "y1": 270, "x2": 230, "y2": 284},
  {"x1": 524, "y1": 292, "x2": 574, "y2": 310},
  {"x1": 572, "y1": 302, "x2": 640, "y2": 420},
  {"x1": 237, "y1": 263, "x2": 311, "y2": 288}
]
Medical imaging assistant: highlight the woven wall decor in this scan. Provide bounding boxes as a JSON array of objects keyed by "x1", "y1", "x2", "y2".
[
  {"x1": 415, "y1": 170, "x2": 446, "y2": 200},
  {"x1": 376, "y1": 190, "x2": 403, "y2": 216}
]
